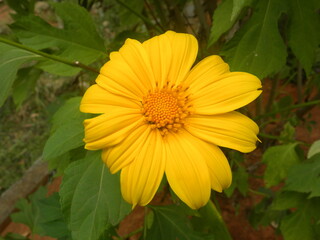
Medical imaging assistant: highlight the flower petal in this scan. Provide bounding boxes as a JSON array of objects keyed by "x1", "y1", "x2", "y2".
[
  {"x1": 185, "y1": 111, "x2": 259, "y2": 153},
  {"x1": 98, "y1": 38, "x2": 155, "y2": 99},
  {"x1": 184, "y1": 55, "x2": 230, "y2": 92},
  {"x1": 189, "y1": 72, "x2": 262, "y2": 114},
  {"x1": 80, "y1": 84, "x2": 140, "y2": 113},
  {"x1": 197, "y1": 142, "x2": 232, "y2": 192},
  {"x1": 142, "y1": 32, "x2": 172, "y2": 88},
  {"x1": 164, "y1": 130, "x2": 211, "y2": 209},
  {"x1": 120, "y1": 130, "x2": 165, "y2": 207},
  {"x1": 83, "y1": 108, "x2": 144, "y2": 149},
  {"x1": 102, "y1": 124, "x2": 151, "y2": 173},
  {"x1": 147, "y1": 31, "x2": 198, "y2": 86}
]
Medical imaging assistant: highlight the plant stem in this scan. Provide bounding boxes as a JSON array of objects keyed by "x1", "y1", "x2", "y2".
[
  {"x1": 0, "y1": 37, "x2": 100, "y2": 74},
  {"x1": 297, "y1": 63, "x2": 303, "y2": 103},
  {"x1": 118, "y1": 227, "x2": 144, "y2": 240},
  {"x1": 115, "y1": 0, "x2": 163, "y2": 33},
  {"x1": 266, "y1": 77, "x2": 279, "y2": 112},
  {"x1": 255, "y1": 99, "x2": 320, "y2": 120}
]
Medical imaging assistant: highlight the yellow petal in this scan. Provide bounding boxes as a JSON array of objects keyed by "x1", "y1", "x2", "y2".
[
  {"x1": 184, "y1": 55, "x2": 230, "y2": 92},
  {"x1": 99, "y1": 39, "x2": 155, "y2": 98},
  {"x1": 120, "y1": 130, "x2": 165, "y2": 207},
  {"x1": 197, "y1": 142, "x2": 232, "y2": 191},
  {"x1": 80, "y1": 84, "x2": 140, "y2": 113},
  {"x1": 142, "y1": 32, "x2": 172, "y2": 88},
  {"x1": 164, "y1": 130, "x2": 211, "y2": 209},
  {"x1": 185, "y1": 111, "x2": 259, "y2": 153},
  {"x1": 83, "y1": 108, "x2": 143, "y2": 149},
  {"x1": 163, "y1": 31, "x2": 198, "y2": 86},
  {"x1": 102, "y1": 124, "x2": 151, "y2": 173},
  {"x1": 189, "y1": 72, "x2": 262, "y2": 114}
]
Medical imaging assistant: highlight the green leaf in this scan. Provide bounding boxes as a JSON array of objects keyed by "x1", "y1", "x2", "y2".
[
  {"x1": 146, "y1": 205, "x2": 204, "y2": 240},
  {"x1": 36, "y1": 193, "x2": 71, "y2": 239},
  {"x1": 280, "y1": 197, "x2": 320, "y2": 240},
  {"x1": 43, "y1": 97, "x2": 88, "y2": 161},
  {"x1": 51, "y1": 97, "x2": 87, "y2": 131},
  {"x1": 11, "y1": 187, "x2": 47, "y2": 234},
  {"x1": 307, "y1": 140, "x2": 320, "y2": 159},
  {"x1": 11, "y1": 2, "x2": 106, "y2": 76},
  {"x1": 12, "y1": 67, "x2": 42, "y2": 108},
  {"x1": 208, "y1": 0, "x2": 244, "y2": 47},
  {"x1": 263, "y1": 143, "x2": 300, "y2": 187},
  {"x1": 271, "y1": 191, "x2": 306, "y2": 210},
  {"x1": 224, "y1": 165, "x2": 248, "y2": 197},
  {"x1": 42, "y1": 121, "x2": 84, "y2": 160},
  {"x1": 222, "y1": 0, "x2": 287, "y2": 78},
  {"x1": 0, "y1": 42, "x2": 42, "y2": 107},
  {"x1": 284, "y1": 153, "x2": 320, "y2": 197},
  {"x1": 60, "y1": 151, "x2": 131, "y2": 240},
  {"x1": 287, "y1": 0, "x2": 320, "y2": 75},
  {"x1": 231, "y1": 0, "x2": 252, "y2": 21}
]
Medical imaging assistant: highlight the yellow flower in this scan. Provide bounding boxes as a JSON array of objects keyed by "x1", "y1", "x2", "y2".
[{"x1": 80, "y1": 31, "x2": 261, "y2": 209}]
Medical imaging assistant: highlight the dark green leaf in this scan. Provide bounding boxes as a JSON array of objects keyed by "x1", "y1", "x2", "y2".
[
  {"x1": 0, "y1": 42, "x2": 42, "y2": 107},
  {"x1": 284, "y1": 154, "x2": 320, "y2": 197},
  {"x1": 224, "y1": 165, "x2": 248, "y2": 197},
  {"x1": 287, "y1": 0, "x2": 320, "y2": 75},
  {"x1": 60, "y1": 151, "x2": 131, "y2": 240},
  {"x1": 146, "y1": 205, "x2": 203, "y2": 240},
  {"x1": 12, "y1": 67, "x2": 42, "y2": 108},
  {"x1": 263, "y1": 143, "x2": 300, "y2": 187},
  {"x1": 280, "y1": 198, "x2": 320, "y2": 240},
  {"x1": 36, "y1": 193, "x2": 71, "y2": 239},
  {"x1": 208, "y1": 0, "x2": 244, "y2": 47},
  {"x1": 231, "y1": 0, "x2": 252, "y2": 21},
  {"x1": 271, "y1": 191, "x2": 306, "y2": 210},
  {"x1": 222, "y1": 0, "x2": 287, "y2": 78},
  {"x1": 11, "y1": 187, "x2": 47, "y2": 233},
  {"x1": 11, "y1": 2, "x2": 106, "y2": 76}
]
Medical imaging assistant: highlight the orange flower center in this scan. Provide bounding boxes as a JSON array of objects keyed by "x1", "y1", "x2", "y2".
[{"x1": 142, "y1": 85, "x2": 191, "y2": 135}]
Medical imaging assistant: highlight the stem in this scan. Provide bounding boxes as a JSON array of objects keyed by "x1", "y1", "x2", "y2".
[
  {"x1": 266, "y1": 77, "x2": 279, "y2": 112},
  {"x1": 115, "y1": 0, "x2": 163, "y2": 33},
  {"x1": 193, "y1": 0, "x2": 210, "y2": 39},
  {"x1": 255, "y1": 99, "x2": 320, "y2": 120},
  {"x1": 0, "y1": 37, "x2": 100, "y2": 74},
  {"x1": 118, "y1": 227, "x2": 144, "y2": 240},
  {"x1": 297, "y1": 63, "x2": 303, "y2": 103},
  {"x1": 144, "y1": 0, "x2": 166, "y2": 32}
]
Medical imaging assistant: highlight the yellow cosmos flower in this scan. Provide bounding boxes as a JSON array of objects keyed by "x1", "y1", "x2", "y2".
[{"x1": 80, "y1": 31, "x2": 262, "y2": 209}]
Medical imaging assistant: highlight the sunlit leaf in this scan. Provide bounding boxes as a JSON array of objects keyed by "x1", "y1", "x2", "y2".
[
  {"x1": 43, "y1": 121, "x2": 84, "y2": 160},
  {"x1": 287, "y1": 0, "x2": 320, "y2": 75},
  {"x1": 222, "y1": 0, "x2": 287, "y2": 78},
  {"x1": 43, "y1": 97, "x2": 88, "y2": 161},
  {"x1": 263, "y1": 143, "x2": 300, "y2": 187},
  {"x1": 60, "y1": 151, "x2": 131, "y2": 240},
  {"x1": 307, "y1": 140, "x2": 320, "y2": 159},
  {"x1": 231, "y1": 0, "x2": 252, "y2": 21}
]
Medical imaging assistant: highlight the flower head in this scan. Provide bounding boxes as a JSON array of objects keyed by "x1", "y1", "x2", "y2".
[{"x1": 80, "y1": 31, "x2": 262, "y2": 209}]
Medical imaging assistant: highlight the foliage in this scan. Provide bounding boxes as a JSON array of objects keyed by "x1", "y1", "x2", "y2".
[{"x1": 1, "y1": 0, "x2": 320, "y2": 239}]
